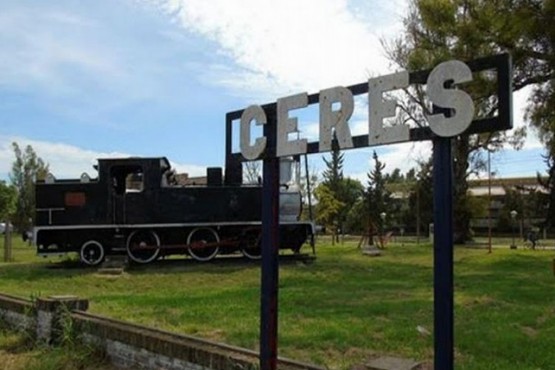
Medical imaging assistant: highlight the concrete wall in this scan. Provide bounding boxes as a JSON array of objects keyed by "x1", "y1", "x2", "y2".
[
  {"x1": 0, "y1": 293, "x2": 323, "y2": 370},
  {"x1": 0, "y1": 293, "x2": 34, "y2": 332}
]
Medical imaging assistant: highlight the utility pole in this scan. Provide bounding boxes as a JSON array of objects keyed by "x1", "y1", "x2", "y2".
[
  {"x1": 416, "y1": 186, "x2": 421, "y2": 245},
  {"x1": 488, "y1": 149, "x2": 492, "y2": 253}
]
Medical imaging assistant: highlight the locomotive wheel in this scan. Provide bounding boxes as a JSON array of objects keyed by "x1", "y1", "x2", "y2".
[
  {"x1": 241, "y1": 246, "x2": 262, "y2": 260},
  {"x1": 240, "y1": 233, "x2": 261, "y2": 260},
  {"x1": 187, "y1": 227, "x2": 220, "y2": 262},
  {"x1": 126, "y1": 230, "x2": 161, "y2": 264},
  {"x1": 80, "y1": 240, "x2": 105, "y2": 266}
]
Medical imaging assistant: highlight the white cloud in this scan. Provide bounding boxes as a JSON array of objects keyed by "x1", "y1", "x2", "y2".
[
  {"x1": 0, "y1": 136, "x2": 205, "y2": 180},
  {"x1": 145, "y1": 0, "x2": 542, "y2": 166},
  {"x1": 146, "y1": 0, "x2": 406, "y2": 100},
  {"x1": 1, "y1": 0, "x2": 541, "y2": 183},
  {"x1": 379, "y1": 142, "x2": 432, "y2": 172},
  {"x1": 0, "y1": 8, "x2": 122, "y2": 96},
  {"x1": 0, "y1": 3, "x2": 197, "y2": 116},
  {"x1": 298, "y1": 121, "x2": 320, "y2": 142}
]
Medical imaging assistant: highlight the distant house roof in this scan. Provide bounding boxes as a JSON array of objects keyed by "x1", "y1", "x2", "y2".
[
  {"x1": 469, "y1": 176, "x2": 545, "y2": 188},
  {"x1": 468, "y1": 185, "x2": 546, "y2": 196},
  {"x1": 468, "y1": 176, "x2": 546, "y2": 196},
  {"x1": 175, "y1": 173, "x2": 207, "y2": 186},
  {"x1": 387, "y1": 176, "x2": 547, "y2": 198}
]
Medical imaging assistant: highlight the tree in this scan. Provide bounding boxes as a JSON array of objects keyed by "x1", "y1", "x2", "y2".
[
  {"x1": 385, "y1": 168, "x2": 404, "y2": 183},
  {"x1": 298, "y1": 163, "x2": 319, "y2": 221},
  {"x1": 499, "y1": 184, "x2": 546, "y2": 233},
  {"x1": 243, "y1": 161, "x2": 262, "y2": 185},
  {"x1": 515, "y1": 0, "x2": 555, "y2": 142},
  {"x1": 0, "y1": 181, "x2": 17, "y2": 221},
  {"x1": 314, "y1": 183, "x2": 345, "y2": 243},
  {"x1": 538, "y1": 152, "x2": 555, "y2": 228},
  {"x1": 365, "y1": 152, "x2": 392, "y2": 247},
  {"x1": 405, "y1": 168, "x2": 417, "y2": 182},
  {"x1": 405, "y1": 158, "x2": 434, "y2": 237},
  {"x1": 339, "y1": 178, "x2": 365, "y2": 232},
  {"x1": 384, "y1": 0, "x2": 544, "y2": 242},
  {"x1": 317, "y1": 140, "x2": 365, "y2": 239},
  {"x1": 321, "y1": 141, "x2": 362, "y2": 238},
  {"x1": 344, "y1": 198, "x2": 367, "y2": 234},
  {"x1": 9, "y1": 143, "x2": 49, "y2": 232},
  {"x1": 322, "y1": 141, "x2": 344, "y2": 193}
]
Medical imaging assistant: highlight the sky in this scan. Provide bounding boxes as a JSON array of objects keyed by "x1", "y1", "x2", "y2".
[{"x1": 0, "y1": 0, "x2": 546, "y2": 184}]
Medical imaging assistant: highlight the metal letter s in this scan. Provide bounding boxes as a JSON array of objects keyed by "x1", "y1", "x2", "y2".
[{"x1": 427, "y1": 60, "x2": 475, "y2": 137}]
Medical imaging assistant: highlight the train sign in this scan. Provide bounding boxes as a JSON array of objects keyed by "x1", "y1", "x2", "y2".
[
  {"x1": 230, "y1": 54, "x2": 512, "y2": 161},
  {"x1": 241, "y1": 60, "x2": 476, "y2": 159}
]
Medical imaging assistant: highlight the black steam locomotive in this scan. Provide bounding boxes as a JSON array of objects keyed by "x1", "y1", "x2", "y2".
[{"x1": 33, "y1": 154, "x2": 313, "y2": 265}]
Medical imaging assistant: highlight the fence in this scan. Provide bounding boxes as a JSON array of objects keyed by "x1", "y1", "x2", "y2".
[{"x1": 0, "y1": 293, "x2": 323, "y2": 370}]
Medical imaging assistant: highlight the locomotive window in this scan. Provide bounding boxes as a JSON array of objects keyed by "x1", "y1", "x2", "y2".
[
  {"x1": 111, "y1": 165, "x2": 144, "y2": 195},
  {"x1": 125, "y1": 172, "x2": 144, "y2": 193},
  {"x1": 242, "y1": 160, "x2": 262, "y2": 185}
]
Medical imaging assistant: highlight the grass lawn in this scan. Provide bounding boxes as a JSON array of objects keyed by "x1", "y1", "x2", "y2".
[
  {"x1": 0, "y1": 326, "x2": 117, "y2": 370},
  {"x1": 0, "y1": 237, "x2": 554, "y2": 369}
]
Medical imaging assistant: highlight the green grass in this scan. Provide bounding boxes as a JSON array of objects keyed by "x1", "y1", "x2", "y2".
[
  {"x1": 1, "y1": 237, "x2": 554, "y2": 369},
  {"x1": 0, "y1": 324, "x2": 116, "y2": 370}
]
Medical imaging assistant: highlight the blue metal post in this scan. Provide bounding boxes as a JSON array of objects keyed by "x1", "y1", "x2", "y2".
[
  {"x1": 260, "y1": 107, "x2": 280, "y2": 370},
  {"x1": 433, "y1": 137, "x2": 454, "y2": 370}
]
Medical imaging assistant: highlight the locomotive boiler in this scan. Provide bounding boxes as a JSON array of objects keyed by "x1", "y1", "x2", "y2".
[{"x1": 33, "y1": 155, "x2": 314, "y2": 265}]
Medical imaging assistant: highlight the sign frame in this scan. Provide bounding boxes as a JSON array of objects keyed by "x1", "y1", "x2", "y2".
[{"x1": 226, "y1": 53, "x2": 512, "y2": 161}]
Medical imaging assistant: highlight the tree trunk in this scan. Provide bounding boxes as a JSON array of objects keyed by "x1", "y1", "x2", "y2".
[{"x1": 4, "y1": 221, "x2": 12, "y2": 262}]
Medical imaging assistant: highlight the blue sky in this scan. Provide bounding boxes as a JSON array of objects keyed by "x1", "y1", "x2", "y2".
[{"x1": 0, "y1": 0, "x2": 546, "y2": 183}]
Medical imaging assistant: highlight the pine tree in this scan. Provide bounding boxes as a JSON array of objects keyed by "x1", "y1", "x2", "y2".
[
  {"x1": 322, "y1": 140, "x2": 344, "y2": 194},
  {"x1": 365, "y1": 151, "x2": 392, "y2": 248},
  {"x1": 320, "y1": 140, "x2": 364, "y2": 240},
  {"x1": 321, "y1": 140, "x2": 344, "y2": 241}
]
